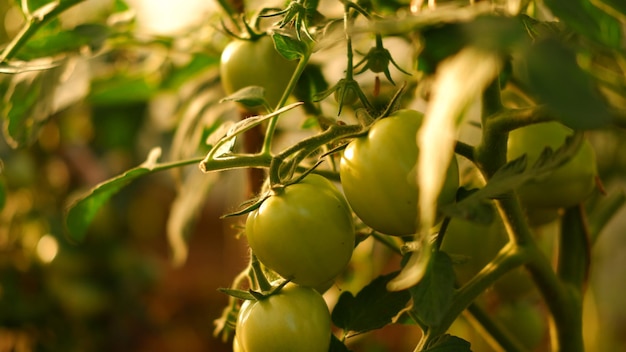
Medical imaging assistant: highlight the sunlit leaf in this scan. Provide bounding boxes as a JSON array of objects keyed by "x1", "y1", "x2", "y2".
[{"x1": 388, "y1": 47, "x2": 500, "y2": 291}]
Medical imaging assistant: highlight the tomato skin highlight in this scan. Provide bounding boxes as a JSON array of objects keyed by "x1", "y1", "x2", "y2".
[
  {"x1": 339, "y1": 109, "x2": 460, "y2": 236},
  {"x1": 236, "y1": 283, "x2": 332, "y2": 352},
  {"x1": 507, "y1": 121, "x2": 597, "y2": 210},
  {"x1": 245, "y1": 174, "x2": 355, "y2": 288},
  {"x1": 220, "y1": 35, "x2": 298, "y2": 110}
]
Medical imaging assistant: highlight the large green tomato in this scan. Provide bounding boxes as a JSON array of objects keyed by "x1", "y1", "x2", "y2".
[
  {"x1": 220, "y1": 35, "x2": 298, "y2": 110},
  {"x1": 340, "y1": 109, "x2": 460, "y2": 236},
  {"x1": 507, "y1": 121, "x2": 597, "y2": 210},
  {"x1": 245, "y1": 174, "x2": 355, "y2": 288},
  {"x1": 236, "y1": 283, "x2": 332, "y2": 352}
]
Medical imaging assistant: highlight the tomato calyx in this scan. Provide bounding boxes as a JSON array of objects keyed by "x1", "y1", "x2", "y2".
[
  {"x1": 314, "y1": 77, "x2": 373, "y2": 115},
  {"x1": 258, "y1": 0, "x2": 319, "y2": 41},
  {"x1": 219, "y1": 279, "x2": 292, "y2": 302},
  {"x1": 354, "y1": 35, "x2": 411, "y2": 85},
  {"x1": 221, "y1": 14, "x2": 266, "y2": 41}
]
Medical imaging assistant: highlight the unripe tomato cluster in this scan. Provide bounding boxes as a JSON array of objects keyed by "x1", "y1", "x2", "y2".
[
  {"x1": 239, "y1": 175, "x2": 352, "y2": 351},
  {"x1": 221, "y1": 32, "x2": 598, "y2": 349},
  {"x1": 237, "y1": 109, "x2": 463, "y2": 350}
]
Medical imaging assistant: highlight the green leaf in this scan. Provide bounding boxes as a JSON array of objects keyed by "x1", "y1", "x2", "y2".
[
  {"x1": 161, "y1": 53, "x2": 219, "y2": 90},
  {"x1": 220, "y1": 86, "x2": 268, "y2": 108},
  {"x1": 293, "y1": 63, "x2": 328, "y2": 115},
  {"x1": 443, "y1": 133, "x2": 586, "y2": 219},
  {"x1": 66, "y1": 148, "x2": 198, "y2": 242},
  {"x1": 423, "y1": 334, "x2": 472, "y2": 352},
  {"x1": 272, "y1": 33, "x2": 308, "y2": 60},
  {"x1": 217, "y1": 288, "x2": 256, "y2": 301},
  {"x1": 329, "y1": 334, "x2": 352, "y2": 352},
  {"x1": 418, "y1": 15, "x2": 526, "y2": 74},
  {"x1": 409, "y1": 251, "x2": 456, "y2": 327},
  {"x1": 417, "y1": 23, "x2": 466, "y2": 74},
  {"x1": 89, "y1": 74, "x2": 159, "y2": 105},
  {"x1": 331, "y1": 272, "x2": 411, "y2": 335},
  {"x1": 114, "y1": 0, "x2": 130, "y2": 11},
  {"x1": 524, "y1": 38, "x2": 612, "y2": 129},
  {"x1": 543, "y1": 0, "x2": 623, "y2": 49},
  {"x1": 600, "y1": 0, "x2": 626, "y2": 17},
  {"x1": 17, "y1": 24, "x2": 109, "y2": 60},
  {"x1": 2, "y1": 65, "x2": 62, "y2": 147}
]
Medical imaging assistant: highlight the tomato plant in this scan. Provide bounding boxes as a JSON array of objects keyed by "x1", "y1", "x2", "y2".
[
  {"x1": 220, "y1": 35, "x2": 298, "y2": 110},
  {"x1": 245, "y1": 174, "x2": 355, "y2": 288},
  {"x1": 236, "y1": 283, "x2": 331, "y2": 352},
  {"x1": 4, "y1": 1, "x2": 625, "y2": 352},
  {"x1": 340, "y1": 109, "x2": 459, "y2": 236}
]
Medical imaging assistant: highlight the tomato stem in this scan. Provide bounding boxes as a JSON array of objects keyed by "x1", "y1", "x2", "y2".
[
  {"x1": 463, "y1": 301, "x2": 527, "y2": 352},
  {"x1": 268, "y1": 123, "x2": 361, "y2": 185},
  {"x1": 250, "y1": 253, "x2": 272, "y2": 292},
  {"x1": 261, "y1": 48, "x2": 311, "y2": 155},
  {"x1": 416, "y1": 243, "x2": 526, "y2": 350},
  {"x1": 471, "y1": 78, "x2": 586, "y2": 352},
  {"x1": 489, "y1": 106, "x2": 554, "y2": 133}
]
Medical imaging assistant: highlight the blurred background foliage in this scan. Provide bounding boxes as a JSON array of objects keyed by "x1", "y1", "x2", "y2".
[
  {"x1": 0, "y1": 1, "x2": 250, "y2": 351},
  {"x1": 0, "y1": 0, "x2": 625, "y2": 351}
]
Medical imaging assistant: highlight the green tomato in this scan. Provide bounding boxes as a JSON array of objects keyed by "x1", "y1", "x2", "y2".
[
  {"x1": 333, "y1": 84, "x2": 359, "y2": 107},
  {"x1": 507, "y1": 121, "x2": 597, "y2": 210},
  {"x1": 339, "y1": 109, "x2": 460, "y2": 236},
  {"x1": 236, "y1": 283, "x2": 331, "y2": 352},
  {"x1": 245, "y1": 174, "x2": 355, "y2": 288},
  {"x1": 233, "y1": 335, "x2": 243, "y2": 352},
  {"x1": 220, "y1": 35, "x2": 297, "y2": 110}
]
